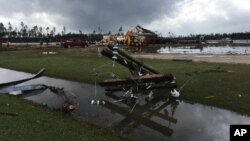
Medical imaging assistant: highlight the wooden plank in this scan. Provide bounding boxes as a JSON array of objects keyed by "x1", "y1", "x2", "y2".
[
  {"x1": 105, "y1": 82, "x2": 177, "y2": 91},
  {"x1": 99, "y1": 74, "x2": 174, "y2": 86}
]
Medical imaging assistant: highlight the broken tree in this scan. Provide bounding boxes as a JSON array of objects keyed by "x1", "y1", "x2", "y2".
[{"x1": 99, "y1": 46, "x2": 177, "y2": 93}]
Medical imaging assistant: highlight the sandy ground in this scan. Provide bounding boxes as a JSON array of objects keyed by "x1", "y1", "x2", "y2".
[{"x1": 133, "y1": 54, "x2": 250, "y2": 64}]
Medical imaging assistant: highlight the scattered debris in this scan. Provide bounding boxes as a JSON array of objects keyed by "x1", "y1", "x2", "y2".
[
  {"x1": 48, "y1": 86, "x2": 76, "y2": 112},
  {"x1": 0, "y1": 111, "x2": 18, "y2": 117},
  {"x1": 205, "y1": 96, "x2": 215, "y2": 99},
  {"x1": 92, "y1": 46, "x2": 178, "y2": 111},
  {"x1": 202, "y1": 69, "x2": 233, "y2": 73},
  {"x1": 172, "y1": 59, "x2": 192, "y2": 62},
  {"x1": 63, "y1": 101, "x2": 76, "y2": 112},
  {"x1": 0, "y1": 67, "x2": 77, "y2": 113},
  {"x1": 0, "y1": 84, "x2": 48, "y2": 96},
  {"x1": 42, "y1": 52, "x2": 57, "y2": 55},
  {"x1": 170, "y1": 89, "x2": 180, "y2": 97},
  {"x1": 90, "y1": 99, "x2": 106, "y2": 105},
  {"x1": 99, "y1": 46, "x2": 177, "y2": 92}
]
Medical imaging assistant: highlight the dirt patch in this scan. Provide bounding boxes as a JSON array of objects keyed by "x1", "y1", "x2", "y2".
[{"x1": 133, "y1": 54, "x2": 250, "y2": 64}]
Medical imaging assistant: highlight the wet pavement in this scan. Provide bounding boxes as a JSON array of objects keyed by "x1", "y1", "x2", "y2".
[{"x1": 1, "y1": 68, "x2": 250, "y2": 141}]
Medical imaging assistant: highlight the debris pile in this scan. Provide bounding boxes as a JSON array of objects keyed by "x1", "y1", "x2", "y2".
[{"x1": 48, "y1": 86, "x2": 76, "y2": 112}]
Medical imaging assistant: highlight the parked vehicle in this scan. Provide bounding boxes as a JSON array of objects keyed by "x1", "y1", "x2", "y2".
[{"x1": 62, "y1": 39, "x2": 88, "y2": 48}]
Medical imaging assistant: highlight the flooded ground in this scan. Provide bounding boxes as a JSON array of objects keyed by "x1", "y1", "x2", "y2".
[
  {"x1": 1, "y1": 68, "x2": 250, "y2": 141},
  {"x1": 157, "y1": 45, "x2": 250, "y2": 55}
]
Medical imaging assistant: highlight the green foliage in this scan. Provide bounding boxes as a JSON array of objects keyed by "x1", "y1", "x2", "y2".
[{"x1": 0, "y1": 22, "x2": 7, "y2": 37}]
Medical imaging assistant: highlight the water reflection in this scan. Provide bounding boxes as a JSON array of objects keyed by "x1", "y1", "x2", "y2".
[
  {"x1": 1, "y1": 68, "x2": 250, "y2": 141},
  {"x1": 104, "y1": 92, "x2": 179, "y2": 137},
  {"x1": 157, "y1": 45, "x2": 250, "y2": 55}
]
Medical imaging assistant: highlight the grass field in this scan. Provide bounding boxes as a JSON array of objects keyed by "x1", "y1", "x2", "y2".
[
  {"x1": 0, "y1": 47, "x2": 250, "y2": 140},
  {"x1": 0, "y1": 48, "x2": 250, "y2": 115}
]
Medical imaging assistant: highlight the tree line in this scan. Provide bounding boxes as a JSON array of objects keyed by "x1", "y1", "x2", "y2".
[
  {"x1": 0, "y1": 21, "x2": 65, "y2": 39},
  {"x1": 1, "y1": 21, "x2": 250, "y2": 44},
  {"x1": 0, "y1": 22, "x2": 104, "y2": 43},
  {"x1": 153, "y1": 32, "x2": 250, "y2": 44},
  {"x1": 176, "y1": 33, "x2": 250, "y2": 40}
]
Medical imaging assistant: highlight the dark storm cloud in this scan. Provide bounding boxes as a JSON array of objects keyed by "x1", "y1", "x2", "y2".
[
  {"x1": 26, "y1": 0, "x2": 182, "y2": 33},
  {"x1": 2, "y1": 0, "x2": 249, "y2": 35}
]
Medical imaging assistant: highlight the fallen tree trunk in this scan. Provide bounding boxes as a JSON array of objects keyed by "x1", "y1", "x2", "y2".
[{"x1": 0, "y1": 111, "x2": 18, "y2": 117}]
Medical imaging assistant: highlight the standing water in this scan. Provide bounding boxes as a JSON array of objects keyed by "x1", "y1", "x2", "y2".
[
  {"x1": 1, "y1": 68, "x2": 250, "y2": 141},
  {"x1": 157, "y1": 45, "x2": 250, "y2": 55}
]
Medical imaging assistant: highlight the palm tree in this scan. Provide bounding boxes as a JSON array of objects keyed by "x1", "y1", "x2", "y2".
[
  {"x1": 23, "y1": 25, "x2": 28, "y2": 38},
  {"x1": 118, "y1": 26, "x2": 123, "y2": 35},
  {"x1": 0, "y1": 22, "x2": 6, "y2": 48},
  {"x1": 52, "y1": 27, "x2": 56, "y2": 37},
  {"x1": 62, "y1": 26, "x2": 66, "y2": 35},
  {"x1": 33, "y1": 25, "x2": 38, "y2": 37},
  {"x1": 12, "y1": 28, "x2": 17, "y2": 38},
  {"x1": 20, "y1": 21, "x2": 29, "y2": 38},
  {"x1": 46, "y1": 27, "x2": 49, "y2": 37},
  {"x1": 8, "y1": 22, "x2": 12, "y2": 38},
  {"x1": 38, "y1": 27, "x2": 43, "y2": 38}
]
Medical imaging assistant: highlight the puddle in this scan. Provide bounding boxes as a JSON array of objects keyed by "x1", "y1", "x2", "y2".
[
  {"x1": 1, "y1": 68, "x2": 250, "y2": 141},
  {"x1": 157, "y1": 46, "x2": 250, "y2": 55}
]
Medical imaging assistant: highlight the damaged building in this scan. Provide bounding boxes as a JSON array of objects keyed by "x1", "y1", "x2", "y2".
[{"x1": 124, "y1": 25, "x2": 158, "y2": 46}]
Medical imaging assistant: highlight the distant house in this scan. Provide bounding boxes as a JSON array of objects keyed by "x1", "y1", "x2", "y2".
[
  {"x1": 125, "y1": 25, "x2": 158, "y2": 46},
  {"x1": 129, "y1": 25, "x2": 158, "y2": 44}
]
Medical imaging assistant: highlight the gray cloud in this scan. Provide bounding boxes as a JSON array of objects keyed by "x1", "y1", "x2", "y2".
[
  {"x1": 0, "y1": 0, "x2": 249, "y2": 35},
  {"x1": 34, "y1": 0, "x2": 181, "y2": 33},
  {"x1": 0, "y1": 0, "x2": 180, "y2": 33}
]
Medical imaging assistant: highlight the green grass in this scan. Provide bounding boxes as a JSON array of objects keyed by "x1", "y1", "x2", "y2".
[
  {"x1": 0, "y1": 95, "x2": 130, "y2": 141},
  {"x1": 0, "y1": 49, "x2": 130, "y2": 83},
  {"x1": 0, "y1": 48, "x2": 250, "y2": 117},
  {"x1": 143, "y1": 59, "x2": 250, "y2": 115}
]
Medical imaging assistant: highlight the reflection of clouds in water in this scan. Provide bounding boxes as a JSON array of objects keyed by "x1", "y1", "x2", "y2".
[
  {"x1": 0, "y1": 68, "x2": 33, "y2": 83},
  {"x1": 172, "y1": 102, "x2": 250, "y2": 141}
]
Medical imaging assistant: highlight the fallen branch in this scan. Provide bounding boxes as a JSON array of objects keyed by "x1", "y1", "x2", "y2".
[
  {"x1": 202, "y1": 69, "x2": 233, "y2": 73},
  {"x1": 0, "y1": 111, "x2": 18, "y2": 117},
  {"x1": 48, "y1": 86, "x2": 76, "y2": 112}
]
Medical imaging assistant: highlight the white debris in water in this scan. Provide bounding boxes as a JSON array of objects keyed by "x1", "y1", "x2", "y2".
[
  {"x1": 90, "y1": 99, "x2": 105, "y2": 105},
  {"x1": 97, "y1": 100, "x2": 100, "y2": 105},
  {"x1": 91, "y1": 99, "x2": 95, "y2": 104},
  {"x1": 170, "y1": 89, "x2": 180, "y2": 98}
]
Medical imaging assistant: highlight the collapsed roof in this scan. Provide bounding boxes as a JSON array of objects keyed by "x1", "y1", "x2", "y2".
[{"x1": 129, "y1": 25, "x2": 157, "y2": 36}]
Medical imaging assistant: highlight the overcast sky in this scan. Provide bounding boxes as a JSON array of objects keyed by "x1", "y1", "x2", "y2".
[{"x1": 0, "y1": 0, "x2": 250, "y2": 36}]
